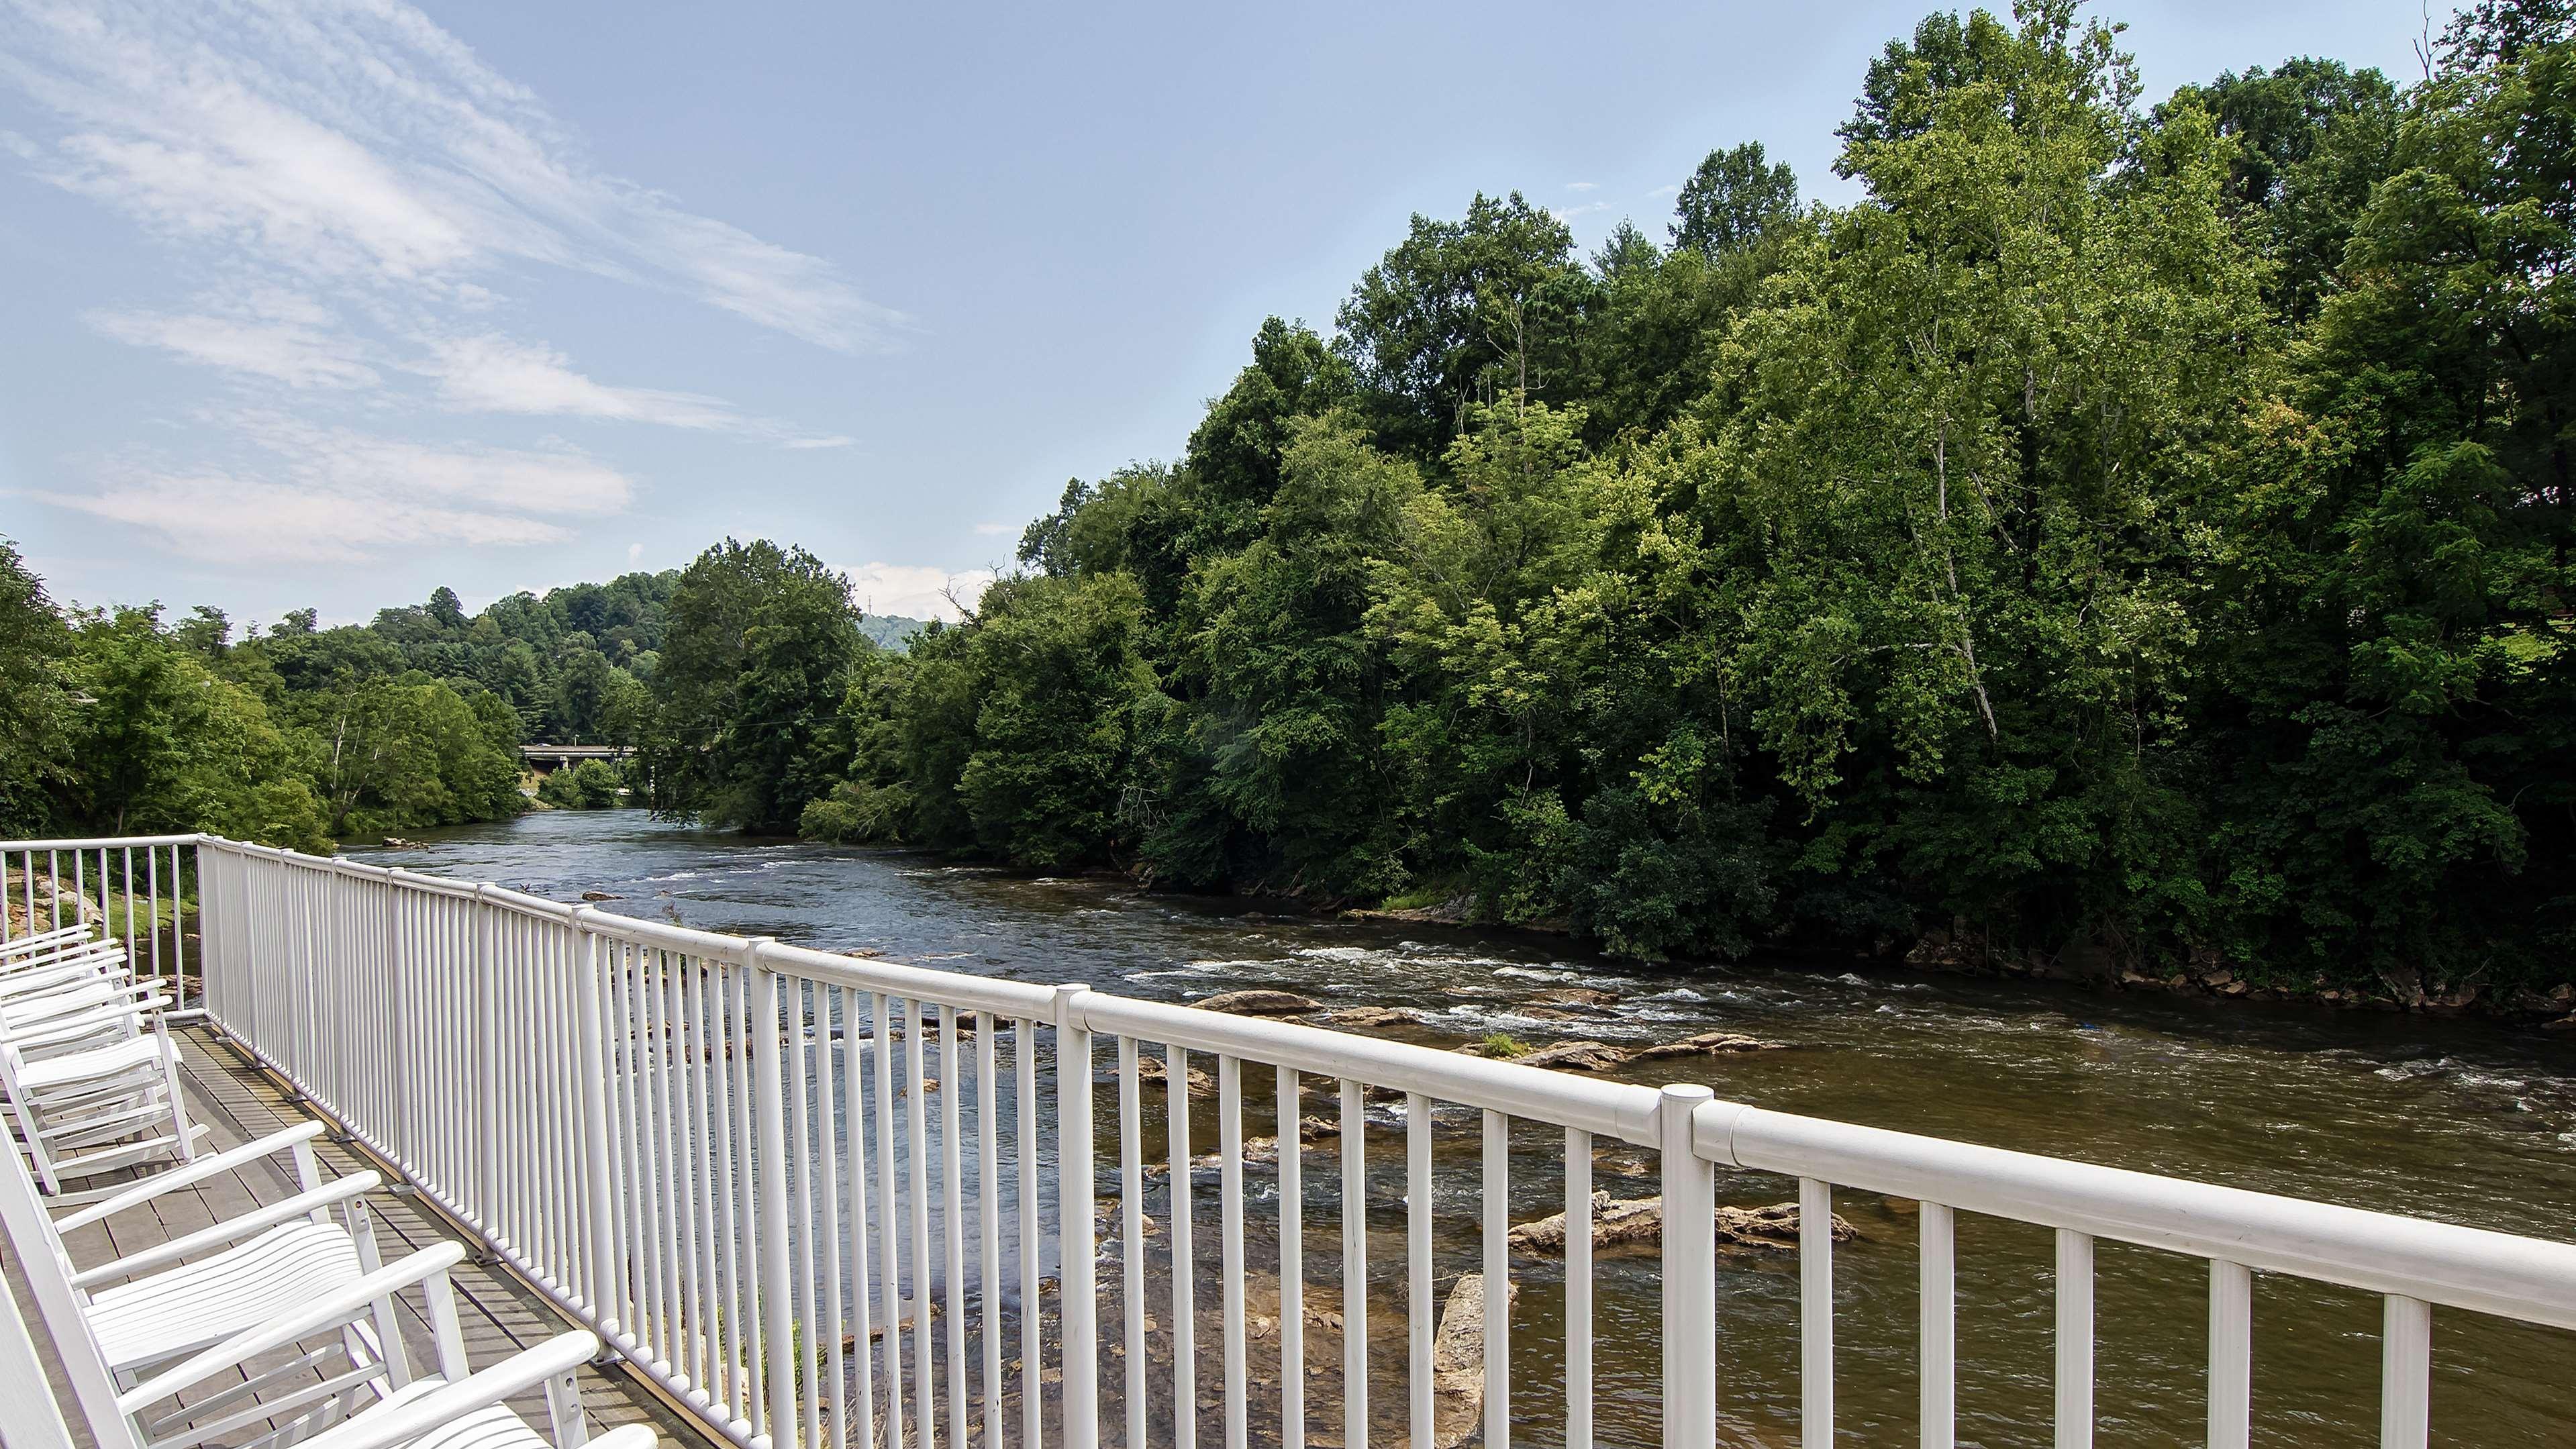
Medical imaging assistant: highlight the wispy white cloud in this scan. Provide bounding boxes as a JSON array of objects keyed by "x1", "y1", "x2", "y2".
[
  {"x1": 88, "y1": 306, "x2": 379, "y2": 388},
  {"x1": 3, "y1": 0, "x2": 875, "y2": 573},
  {"x1": 1565, "y1": 181, "x2": 1599, "y2": 192},
  {"x1": 1645, "y1": 183, "x2": 1681, "y2": 199},
  {"x1": 848, "y1": 561, "x2": 993, "y2": 622},
  {"x1": 30, "y1": 414, "x2": 634, "y2": 564},
  {"x1": 0, "y1": 0, "x2": 901, "y2": 350},
  {"x1": 409, "y1": 333, "x2": 740, "y2": 428},
  {"x1": 971, "y1": 521, "x2": 1010, "y2": 536},
  {"x1": 1550, "y1": 201, "x2": 1609, "y2": 223}
]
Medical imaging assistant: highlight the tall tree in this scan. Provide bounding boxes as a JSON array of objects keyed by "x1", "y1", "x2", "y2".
[
  {"x1": 0, "y1": 542, "x2": 73, "y2": 835},
  {"x1": 2193, "y1": 0, "x2": 2576, "y2": 983},
  {"x1": 1671, "y1": 142, "x2": 1801, "y2": 255},
  {"x1": 644, "y1": 539, "x2": 866, "y2": 831},
  {"x1": 1334, "y1": 193, "x2": 1595, "y2": 460},
  {"x1": 1710, "y1": 0, "x2": 2265, "y2": 959},
  {"x1": 2161, "y1": 58, "x2": 2402, "y2": 319}
]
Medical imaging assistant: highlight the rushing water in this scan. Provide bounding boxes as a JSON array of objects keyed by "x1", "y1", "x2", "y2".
[{"x1": 350, "y1": 811, "x2": 2576, "y2": 1447}]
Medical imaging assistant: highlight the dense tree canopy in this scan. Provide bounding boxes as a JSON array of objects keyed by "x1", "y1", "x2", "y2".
[
  {"x1": 768, "y1": 0, "x2": 2576, "y2": 1000},
  {"x1": 22, "y1": 1, "x2": 2573, "y2": 1005}
]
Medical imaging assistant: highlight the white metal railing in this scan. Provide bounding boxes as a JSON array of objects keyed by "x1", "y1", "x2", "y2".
[
  {"x1": 2, "y1": 836, "x2": 202, "y2": 1011},
  {"x1": 14, "y1": 832, "x2": 2573, "y2": 1449}
]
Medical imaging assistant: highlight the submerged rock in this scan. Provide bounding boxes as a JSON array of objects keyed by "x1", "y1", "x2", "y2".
[
  {"x1": 1319, "y1": 1005, "x2": 1419, "y2": 1030},
  {"x1": 1526, "y1": 986, "x2": 1622, "y2": 1009},
  {"x1": 1507, "y1": 1191, "x2": 1855, "y2": 1254},
  {"x1": 1629, "y1": 1030, "x2": 1785, "y2": 1060},
  {"x1": 1462, "y1": 1039, "x2": 1630, "y2": 1072},
  {"x1": 1127, "y1": 1053, "x2": 1216, "y2": 1095},
  {"x1": 1195, "y1": 989, "x2": 1322, "y2": 1016}
]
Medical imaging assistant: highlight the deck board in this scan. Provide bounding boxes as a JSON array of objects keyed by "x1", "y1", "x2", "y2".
[{"x1": 9, "y1": 1022, "x2": 706, "y2": 1448}]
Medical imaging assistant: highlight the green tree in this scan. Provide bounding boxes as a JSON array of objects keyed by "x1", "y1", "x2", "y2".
[
  {"x1": 1671, "y1": 142, "x2": 1801, "y2": 256},
  {"x1": 64, "y1": 607, "x2": 332, "y2": 851},
  {"x1": 1162, "y1": 415, "x2": 1422, "y2": 898},
  {"x1": 2195, "y1": 0, "x2": 2576, "y2": 983},
  {"x1": 954, "y1": 574, "x2": 1157, "y2": 867},
  {"x1": 2161, "y1": 58, "x2": 2402, "y2": 320},
  {"x1": 538, "y1": 758, "x2": 626, "y2": 809},
  {"x1": 644, "y1": 539, "x2": 864, "y2": 831},
  {"x1": 1335, "y1": 194, "x2": 1595, "y2": 459},
  {"x1": 1704, "y1": 0, "x2": 2263, "y2": 959},
  {"x1": 297, "y1": 677, "x2": 523, "y2": 836},
  {"x1": 549, "y1": 648, "x2": 623, "y2": 742},
  {"x1": 0, "y1": 542, "x2": 75, "y2": 835}
]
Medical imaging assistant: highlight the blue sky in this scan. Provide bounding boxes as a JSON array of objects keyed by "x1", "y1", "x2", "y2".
[{"x1": 0, "y1": 1, "x2": 2453, "y2": 626}]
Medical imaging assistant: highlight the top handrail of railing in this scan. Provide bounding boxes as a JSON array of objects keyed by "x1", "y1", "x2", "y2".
[
  {"x1": 33, "y1": 831, "x2": 2576, "y2": 1336},
  {"x1": 1699, "y1": 1102, "x2": 2576, "y2": 1330},
  {"x1": 0, "y1": 835, "x2": 205, "y2": 852}
]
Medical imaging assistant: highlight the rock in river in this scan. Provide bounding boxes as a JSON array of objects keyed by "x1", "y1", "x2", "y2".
[
  {"x1": 1194, "y1": 989, "x2": 1322, "y2": 1017},
  {"x1": 1526, "y1": 986, "x2": 1622, "y2": 1009},
  {"x1": 1430, "y1": 1272, "x2": 1518, "y2": 1449},
  {"x1": 1507, "y1": 1191, "x2": 1854, "y2": 1254},
  {"x1": 1458, "y1": 1039, "x2": 1632, "y2": 1072},
  {"x1": 1629, "y1": 1029, "x2": 1785, "y2": 1060},
  {"x1": 1319, "y1": 1005, "x2": 1419, "y2": 1030}
]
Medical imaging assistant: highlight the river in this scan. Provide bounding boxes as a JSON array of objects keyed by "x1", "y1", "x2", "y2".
[{"x1": 350, "y1": 810, "x2": 2576, "y2": 1448}]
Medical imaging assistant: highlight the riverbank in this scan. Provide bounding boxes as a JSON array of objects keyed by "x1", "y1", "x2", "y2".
[{"x1": 1344, "y1": 891, "x2": 2576, "y2": 1028}]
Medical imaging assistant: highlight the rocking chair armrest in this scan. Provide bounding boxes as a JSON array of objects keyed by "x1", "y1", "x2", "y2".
[
  {"x1": 70, "y1": 1172, "x2": 379, "y2": 1285},
  {"x1": 115, "y1": 1242, "x2": 467, "y2": 1415},
  {"x1": 289, "y1": 1333, "x2": 609, "y2": 1449},
  {"x1": 8, "y1": 999, "x2": 162, "y2": 1050},
  {"x1": 0, "y1": 923, "x2": 97, "y2": 954},
  {"x1": 56, "y1": 1121, "x2": 328, "y2": 1231},
  {"x1": 0, "y1": 943, "x2": 119, "y2": 975},
  {"x1": 0, "y1": 957, "x2": 132, "y2": 995},
  {"x1": 4, "y1": 979, "x2": 162, "y2": 1026}
]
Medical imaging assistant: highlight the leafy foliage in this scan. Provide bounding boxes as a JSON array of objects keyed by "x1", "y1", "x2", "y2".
[
  {"x1": 538, "y1": 758, "x2": 627, "y2": 810},
  {"x1": 752, "y1": 0, "x2": 2576, "y2": 997},
  {"x1": 642, "y1": 539, "x2": 868, "y2": 832},
  {"x1": 29, "y1": 2, "x2": 2573, "y2": 1001}
]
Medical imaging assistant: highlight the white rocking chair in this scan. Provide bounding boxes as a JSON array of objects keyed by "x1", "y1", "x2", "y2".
[{"x1": 0, "y1": 1125, "x2": 658, "y2": 1449}]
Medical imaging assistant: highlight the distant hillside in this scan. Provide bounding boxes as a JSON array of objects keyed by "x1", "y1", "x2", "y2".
[{"x1": 860, "y1": 615, "x2": 927, "y2": 652}]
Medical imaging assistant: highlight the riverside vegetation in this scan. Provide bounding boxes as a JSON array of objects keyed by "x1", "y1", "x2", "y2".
[{"x1": 9, "y1": 2, "x2": 2573, "y2": 1007}]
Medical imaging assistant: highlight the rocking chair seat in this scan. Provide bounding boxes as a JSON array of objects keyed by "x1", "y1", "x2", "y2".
[
  {"x1": 16, "y1": 1034, "x2": 170, "y2": 1093},
  {"x1": 86, "y1": 1219, "x2": 362, "y2": 1372}
]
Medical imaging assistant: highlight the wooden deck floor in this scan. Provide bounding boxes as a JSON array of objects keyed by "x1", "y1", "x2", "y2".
[{"x1": 6, "y1": 1021, "x2": 709, "y2": 1449}]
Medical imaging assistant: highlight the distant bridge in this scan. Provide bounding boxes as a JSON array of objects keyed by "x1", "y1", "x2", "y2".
[{"x1": 519, "y1": 743, "x2": 633, "y2": 769}]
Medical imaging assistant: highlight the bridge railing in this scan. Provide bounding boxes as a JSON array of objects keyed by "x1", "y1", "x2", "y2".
[{"x1": 15, "y1": 832, "x2": 2571, "y2": 1449}]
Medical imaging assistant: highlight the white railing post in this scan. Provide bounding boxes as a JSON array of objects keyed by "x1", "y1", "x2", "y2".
[
  {"x1": 573, "y1": 908, "x2": 623, "y2": 1338},
  {"x1": 749, "y1": 941, "x2": 798, "y2": 1449},
  {"x1": 1921, "y1": 1202, "x2": 1956, "y2": 1449},
  {"x1": 1052, "y1": 983, "x2": 1098, "y2": 1449},
  {"x1": 2208, "y1": 1259, "x2": 2251, "y2": 1449},
  {"x1": 1799, "y1": 1177, "x2": 1832, "y2": 1446},
  {"x1": 473, "y1": 883, "x2": 499, "y2": 1232},
  {"x1": 1658, "y1": 1084, "x2": 1717, "y2": 1449},
  {"x1": 190, "y1": 837, "x2": 219, "y2": 1020},
  {"x1": 2057, "y1": 1229, "x2": 2095, "y2": 1449},
  {"x1": 2381, "y1": 1295, "x2": 2431, "y2": 1449}
]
